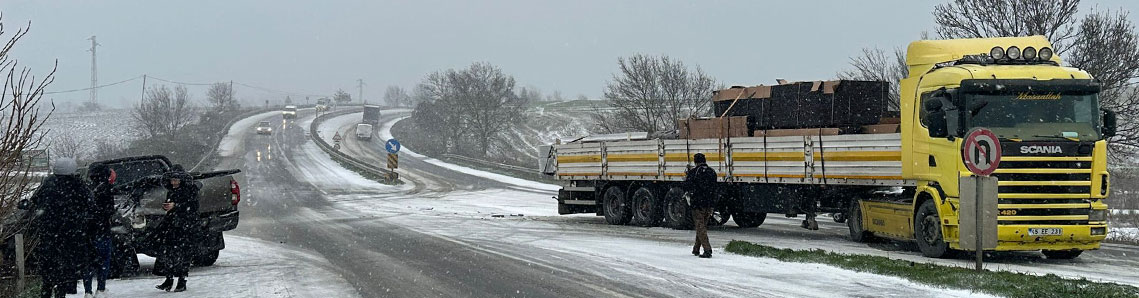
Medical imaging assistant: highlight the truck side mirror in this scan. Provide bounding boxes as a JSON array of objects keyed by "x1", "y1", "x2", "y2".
[
  {"x1": 1103, "y1": 109, "x2": 1117, "y2": 138},
  {"x1": 925, "y1": 99, "x2": 949, "y2": 138}
]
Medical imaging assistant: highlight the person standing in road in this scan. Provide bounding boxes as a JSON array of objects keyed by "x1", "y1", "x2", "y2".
[
  {"x1": 685, "y1": 153, "x2": 718, "y2": 258},
  {"x1": 154, "y1": 165, "x2": 199, "y2": 293},
  {"x1": 83, "y1": 164, "x2": 117, "y2": 298},
  {"x1": 28, "y1": 157, "x2": 93, "y2": 298}
]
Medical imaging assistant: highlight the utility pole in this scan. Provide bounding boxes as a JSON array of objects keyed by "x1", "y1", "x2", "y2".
[
  {"x1": 88, "y1": 36, "x2": 100, "y2": 103},
  {"x1": 357, "y1": 79, "x2": 365, "y2": 105},
  {"x1": 140, "y1": 74, "x2": 148, "y2": 104}
]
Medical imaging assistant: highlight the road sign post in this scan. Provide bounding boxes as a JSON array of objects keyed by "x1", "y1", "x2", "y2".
[{"x1": 961, "y1": 127, "x2": 1002, "y2": 271}]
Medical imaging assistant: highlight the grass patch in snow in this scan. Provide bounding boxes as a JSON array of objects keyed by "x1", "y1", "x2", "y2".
[{"x1": 725, "y1": 240, "x2": 1139, "y2": 298}]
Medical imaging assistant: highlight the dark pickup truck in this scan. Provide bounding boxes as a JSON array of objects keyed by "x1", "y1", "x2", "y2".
[
  {"x1": 7, "y1": 155, "x2": 241, "y2": 276},
  {"x1": 98, "y1": 155, "x2": 241, "y2": 275}
]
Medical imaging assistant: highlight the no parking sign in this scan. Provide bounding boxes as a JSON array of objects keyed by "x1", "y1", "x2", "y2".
[{"x1": 962, "y1": 128, "x2": 1002, "y2": 176}]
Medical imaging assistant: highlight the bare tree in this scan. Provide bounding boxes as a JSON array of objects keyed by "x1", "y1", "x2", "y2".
[
  {"x1": 206, "y1": 82, "x2": 236, "y2": 111},
  {"x1": 594, "y1": 54, "x2": 716, "y2": 134},
  {"x1": 413, "y1": 70, "x2": 467, "y2": 152},
  {"x1": 50, "y1": 135, "x2": 86, "y2": 161},
  {"x1": 1066, "y1": 10, "x2": 1139, "y2": 155},
  {"x1": 838, "y1": 47, "x2": 908, "y2": 111},
  {"x1": 91, "y1": 138, "x2": 125, "y2": 161},
  {"x1": 333, "y1": 89, "x2": 352, "y2": 104},
  {"x1": 132, "y1": 85, "x2": 195, "y2": 139},
  {"x1": 933, "y1": 0, "x2": 1081, "y2": 51},
  {"x1": 517, "y1": 86, "x2": 543, "y2": 103},
  {"x1": 453, "y1": 62, "x2": 526, "y2": 156},
  {"x1": 383, "y1": 85, "x2": 411, "y2": 107},
  {"x1": 0, "y1": 17, "x2": 55, "y2": 242}
]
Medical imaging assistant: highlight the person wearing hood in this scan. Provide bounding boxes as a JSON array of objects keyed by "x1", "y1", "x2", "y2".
[
  {"x1": 28, "y1": 157, "x2": 93, "y2": 298},
  {"x1": 153, "y1": 165, "x2": 199, "y2": 293},
  {"x1": 83, "y1": 163, "x2": 117, "y2": 298}
]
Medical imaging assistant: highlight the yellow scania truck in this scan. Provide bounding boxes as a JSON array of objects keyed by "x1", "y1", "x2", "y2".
[{"x1": 540, "y1": 36, "x2": 1117, "y2": 259}]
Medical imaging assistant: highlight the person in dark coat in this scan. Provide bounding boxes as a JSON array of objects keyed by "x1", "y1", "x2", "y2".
[
  {"x1": 29, "y1": 157, "x2": 93, "y2": 298},
  {"x1": 83, "y1": 164, "x2": 117, "y2": 297},
  {"x1": 153, "y1": 166, "x2": 199, "y2": 293},
  {"x1": 684, "y1": 153, "x2": 718, "y2": 258}
]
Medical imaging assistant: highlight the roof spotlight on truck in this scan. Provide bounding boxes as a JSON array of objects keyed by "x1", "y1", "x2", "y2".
[
  {"x1": 1039, "y1": 47, "x2": 1054, "y2": 60},
  {"x1": 990, "y1": 46, "x2": 1005, "y2": 59},
  {"x1": 1006, "y1": 46, "x2": 1021, "y2": 60},
  {"x1": 1023, "y1": 46, "x2": 1037, "y2": 60}
]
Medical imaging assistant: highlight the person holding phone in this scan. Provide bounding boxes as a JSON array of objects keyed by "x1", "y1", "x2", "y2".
[{"x1": 153, "y1": 165, "x2": 199, "y2": 293}]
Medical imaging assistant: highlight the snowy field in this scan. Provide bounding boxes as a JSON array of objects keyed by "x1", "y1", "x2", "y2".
[
  {"x1": 39, "y1": 109, "x2": 137, "y2": 156},
  {"x1": 62, "y1": 235, "x2": 356, "y2": 298}
]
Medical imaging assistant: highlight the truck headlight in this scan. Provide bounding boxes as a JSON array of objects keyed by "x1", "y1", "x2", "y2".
[
  {"x1": 1091, "y1": 227, "x2": 1106, "y2": 235},
  {"x1": 1089, "y1": 209, "x2": 1107, "y2": 222}
]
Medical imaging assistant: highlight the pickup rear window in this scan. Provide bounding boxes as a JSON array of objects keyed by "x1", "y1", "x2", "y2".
[{"x1": 105, "y1": 160, "x2": 168, "y2": 184}]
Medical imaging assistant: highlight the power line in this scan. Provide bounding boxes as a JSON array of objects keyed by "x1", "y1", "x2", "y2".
[
  {"x1": 234, "y1": 82, "x2": 328, "y2": 98},
  {"x1": 146, "y1": 75, "x2": 215, "y2": 86},
  {"x1": 43, "y1": 75, "x2": 143, "y2": 95}
]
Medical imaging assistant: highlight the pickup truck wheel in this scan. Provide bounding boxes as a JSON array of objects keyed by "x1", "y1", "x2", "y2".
[
  {"x1": 1042, "y1": 250, "x2": 1083, "y2": 260},
  {"x1": 848, "y1": 200, "x2": 873, "y2": 242},
  {"x1": 602, "y1": 186, "x2": 631, "y2": 225},
  {"x1": 193, "y1": 249, "x2": 220, "y2": 267},
  {"x1": 630, "y1": 186, "x2": 661, "y2": 227},
  {"x1": 915, "y1": 199, "x2": 952, "y2": 258},
  {"x1": 664, "y1": 187, "x2": 693, "y2": 230},
  {"x1": 733, "y1": 212, "x2": 766, "y2": 228}
]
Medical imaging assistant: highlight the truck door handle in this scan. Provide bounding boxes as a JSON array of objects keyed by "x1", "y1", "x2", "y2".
[{"x1": 928, "y1": 156, "x2": 937, "y2": 167}]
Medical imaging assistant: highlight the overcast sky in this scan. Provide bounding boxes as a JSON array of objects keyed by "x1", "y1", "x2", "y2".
[{"x1": 5, "y1": 0, "x2": 1139, "y2": 108}]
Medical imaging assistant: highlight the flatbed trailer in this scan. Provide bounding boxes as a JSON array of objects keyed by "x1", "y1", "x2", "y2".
[{"x1": 543, "y1": 36, "x2": 1116, "y2": 259}]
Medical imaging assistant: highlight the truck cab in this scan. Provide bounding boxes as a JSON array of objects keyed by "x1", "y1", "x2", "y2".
[
  {"x1": 880, "y1": 36, "x2": 1116, "y2": 258},
  {"x1": 282, "y1": 105, "x2": 298, "y2": 119}
]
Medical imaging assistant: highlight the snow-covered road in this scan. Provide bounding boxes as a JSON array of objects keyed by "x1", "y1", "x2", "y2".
[{"x1": 64, "y1": 235, "x2": 355, "y2": 298}]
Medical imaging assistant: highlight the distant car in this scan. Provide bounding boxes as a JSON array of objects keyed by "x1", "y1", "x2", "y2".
[
  {"x1": 282, "y1": 105, "x2": 298, "y2": 119},
  {"x1": 356, "y1": 123, "x2": 373, "y2": 140},
  {"x1": 255, "y1": 120, "x2": 273, "y2": 135}
]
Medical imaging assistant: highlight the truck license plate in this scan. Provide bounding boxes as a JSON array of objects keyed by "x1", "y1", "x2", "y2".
[{"x1": 1028, "y1": 228, "x2": 1062, "y2": 236}]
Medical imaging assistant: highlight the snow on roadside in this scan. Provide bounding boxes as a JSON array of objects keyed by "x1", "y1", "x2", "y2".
[
  {"x1": 317, "y1": 112, "x2": 363, "y2": 145},
  {"x1": 379, "y1": 115, "x2": 560, "y2": 192},
  {"x1": 218, "y1": 111, "x2": 282, "y2": 157},
  {"x1": 65, "y1": 235, "x2": 357, "y2": 298}
]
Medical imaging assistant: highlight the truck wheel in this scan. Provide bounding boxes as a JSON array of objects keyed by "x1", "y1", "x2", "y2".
[
  {"x1": 664, "y1": 187, "x2": 693, "y2": 230},
  {"x1": 603, "y1": 186, "x2": 631, "y2": 225},
  {"x1": 915, "y1": 199, "x2": 952, "y2": 258},
  {"x1": 193, "y1": 249, "x2": 220, "y2": 266},
  {"x1": 630, "y1": 186, "x2": 661, "y2": 227},
  {"x1": 848, "y1": 200, "x2": 873, "y2": 242},
  {"x1": 1042, "y1": 250, "x2": 1083, "y2": 260},
  {"x1": 733, "y1": 212, "x2": 766, "y2": 228}
]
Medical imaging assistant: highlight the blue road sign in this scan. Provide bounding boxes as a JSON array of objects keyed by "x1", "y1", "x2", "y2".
[{"x1": 385, "y1": 138, "x2": 401, "y2": 154}]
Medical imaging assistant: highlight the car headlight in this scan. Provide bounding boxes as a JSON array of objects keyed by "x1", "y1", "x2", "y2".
[{"x1": 1089, "y1": 209, "x2": 1107, "y2": 222}]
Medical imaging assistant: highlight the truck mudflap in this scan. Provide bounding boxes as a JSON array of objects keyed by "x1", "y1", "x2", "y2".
[{"x1": 206, "y1": 210, "x2": 240, "y2": 232}]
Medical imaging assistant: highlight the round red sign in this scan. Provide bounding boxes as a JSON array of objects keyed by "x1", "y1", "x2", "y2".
[{"x1": 962, "y1": 128, "x2": 1002, "y2": 176}]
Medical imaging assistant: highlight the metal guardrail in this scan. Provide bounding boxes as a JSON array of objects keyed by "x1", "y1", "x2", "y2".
[
  {"x1": 440, "y1": 154, "x2": 537, "y2": 173},
  {"x1": 309, "y1": 108, "x2": 398, "y2": 183}
]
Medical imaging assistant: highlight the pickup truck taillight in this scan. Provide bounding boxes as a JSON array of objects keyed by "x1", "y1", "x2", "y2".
[{"x1": 230, "y1": 179, "x2": 241, "y2": 206}]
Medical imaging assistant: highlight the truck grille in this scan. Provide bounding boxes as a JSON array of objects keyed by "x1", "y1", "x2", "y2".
[{"x1": 991, "y1": 157, "x2": 1093, "y2": 225}]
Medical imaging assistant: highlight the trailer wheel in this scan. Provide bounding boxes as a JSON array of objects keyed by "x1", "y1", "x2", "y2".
[
  {"x1": 848, "y1": 200, "x2": 872, "y2": 242},
  {"x1": 733, "y1": 212, "x2": 766, "y2": 228},
  {"x1": 603, "y1": 186, "x2": 631, "y2": 225},
  {"x1": 1042, "y1": 250, "x2": 1083, "y2": 260},
  {"x1": 915, "y1": 199, "x2": 952, "y2": 258},
  {"x1": 664, "y1": 187, "x2": 693, "y2": 230},
  {"x1": 630, "y1": 186, "x2": 662, "y2": 227}
]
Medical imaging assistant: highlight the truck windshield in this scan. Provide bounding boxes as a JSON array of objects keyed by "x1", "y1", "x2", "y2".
[{"x1": 966, "y1": 93, "x2": 1101, "y2": 141}]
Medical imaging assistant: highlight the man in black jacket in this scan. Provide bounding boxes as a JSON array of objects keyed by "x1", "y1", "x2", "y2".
[
  {"x1": 84, "y1": 164, "x2": 117, "y2": 297},
  {"x1": 154, "y1": 166, "x2": 199, "y2": 293},
  {"x1": 685, "y1": 153, "x2": 717, "y2": 258}
]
